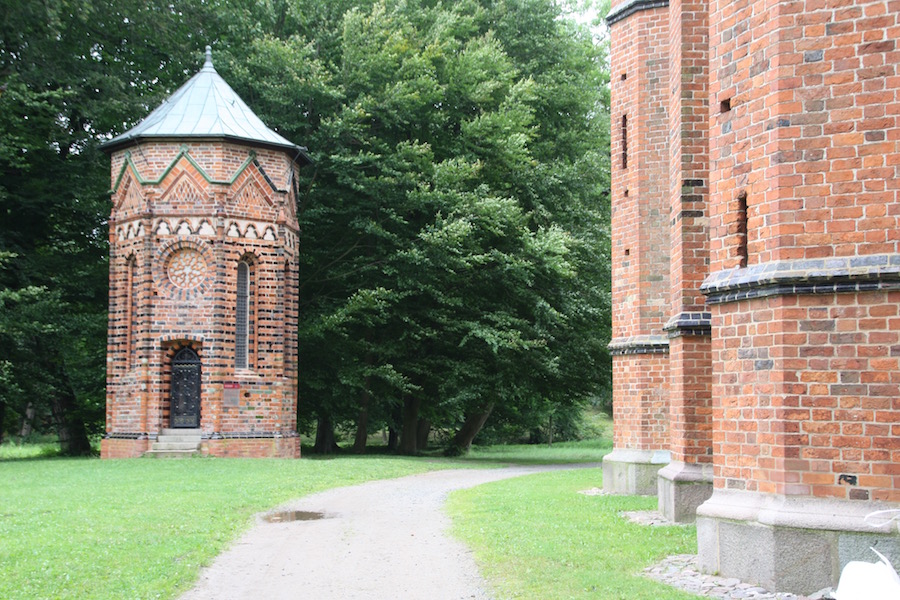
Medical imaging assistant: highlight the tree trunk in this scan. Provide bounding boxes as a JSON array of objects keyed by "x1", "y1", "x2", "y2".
[
  {"x1": 398, "y1": 396, "x2": 420, "y2": 455},
  {"x1": 313, "y1": 415, "x2": 339, "y2": 454},
  {"x1": 416, "y1": 418, "x2": 431, "y2": 451},
  {"x1": 19, "y1": 402, "x2": 35, "y2": 438},
  {"x1": 547, "y1": 415, "x2": 553, "y2": 447},
  {"x1": 387, "y1": 427, "x2": 398, "y2": 451},
  {"x1": 352, "y1": 388, "x2": 370, "y2": 454},
  {"x1": 445, "y1": 402, "x2": 495, "y2": 456},
  {"x1": 0, "y1": 400, "x2": 5, "y2": 446},
  {"x1": 51, "y1": 388, "x2": 91, "y2": 456}
]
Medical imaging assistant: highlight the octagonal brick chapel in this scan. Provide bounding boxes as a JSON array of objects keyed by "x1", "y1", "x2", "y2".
[{"x1": 100, "y1": 47, "x2": 310, "y2": 458}]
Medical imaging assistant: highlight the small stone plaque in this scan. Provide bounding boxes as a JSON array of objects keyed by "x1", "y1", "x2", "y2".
[{"x1": 224, "y1": 383, "x2": 240, "y2": 408}]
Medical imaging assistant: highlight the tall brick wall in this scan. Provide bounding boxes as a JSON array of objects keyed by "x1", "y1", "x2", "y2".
[
  {"x1": 694, "y1": 0, "x2": 900, "y2": 590},
  {"x1": 608, "y1": 2, "x2": 672, "y2": 454},
  {"x1": 704, "y1": 0, "x2": 900, "y2": 501},
  {"x1": 665, "y1": 0, "x2": 713, "y2": 468},
  {"x1": 609, "y1": 0, "x2": 900, "y2": 584},
  {"x1": 101, "y1": 140, "x2": 301, "y2": 459}
]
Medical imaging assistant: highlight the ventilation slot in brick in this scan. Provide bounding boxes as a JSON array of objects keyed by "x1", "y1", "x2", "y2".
[
  {"x1": 621, "y1": 114, "x2": 628, "y2": 169},
  {"x1": 736, "y1": 190, "x2": 748, "y2": 268},
  {"x1": 720, "y1": 98, "x2": 732, "y2": 113}
]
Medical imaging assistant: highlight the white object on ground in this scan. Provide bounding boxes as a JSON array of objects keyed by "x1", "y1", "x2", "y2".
[{"x1": 832, "y1": 548, "x2": 900, "y2": 600}]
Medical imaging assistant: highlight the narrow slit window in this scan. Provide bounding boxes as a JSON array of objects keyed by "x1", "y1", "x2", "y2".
[
  {"x1": 236, "y1": 261, "x2": 250, "y2": 369},
  {"x1": 736, "y1": 191, "x2": 748, "y2": 267},
  {"x1": 127, "y1": 256, "x2": 137, "y2": 368},
  {"x1": 621, "y1": 115, "x2": 628, "y2": 169}
]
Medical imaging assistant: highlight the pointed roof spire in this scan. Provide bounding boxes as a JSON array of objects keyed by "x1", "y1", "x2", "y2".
[{"x1": 102, "y1": 45, "x2": 310, "y2": 164}]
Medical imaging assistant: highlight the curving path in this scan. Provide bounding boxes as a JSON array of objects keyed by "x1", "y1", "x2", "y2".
[{"x1": 179, "y1": 464, "x2": 599, "y2": 600}]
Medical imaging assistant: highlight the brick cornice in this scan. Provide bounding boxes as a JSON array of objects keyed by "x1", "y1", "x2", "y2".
[
  {"x1": 608, "y1": 334, "x2": 670, "y2": 355},
  {"x1": 606, "y1": 0, "x2": 670, "y2": 25},
  {"x1": 701, "y1": 254, "x2": 900, "y2": 305},
  {"x1": 663, "y1": 312, "x2": 712, "y2": 338}
]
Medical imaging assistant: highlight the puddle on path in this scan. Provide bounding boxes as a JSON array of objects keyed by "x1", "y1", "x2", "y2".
[{"x1": 264, "y1": 510, "x2": 327, "y2": 523}]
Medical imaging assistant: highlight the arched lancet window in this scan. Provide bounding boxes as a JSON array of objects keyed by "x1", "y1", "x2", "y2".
[{"x1": 236, "y1": 260, "x2": 251, "y2": 369}]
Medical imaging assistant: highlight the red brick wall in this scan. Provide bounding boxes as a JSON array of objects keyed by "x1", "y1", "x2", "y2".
[
  {"x1": 668, "y1": 336, "x2": 713, "y2": 463},
  {"x1": 706, "y1": 0, "x2": 900, "y2": 501},
  {"x1": 711, "y1": 291, "x2": 900, "y2": 502},
  {"x1": 611, "y1": 6, "x2": 671, "y2": 342},
  {"x1": 609, "y1": 3, "x2": 672, "y2": 454},
  {"x1": 666, "y1": 0, "x2": 713, "y2": 466},
  {"x1": 99, "y1": 437, "x2": 150, "y2": 458},
  {"x1": 668, "y1": 0, "x2": 710, "y2": 315},
  {"x1": 612, "y1": 353, "x2": 671, "y2": 451},
  {"x1": 204, "y1": 436, "x2": 300, "y2": 459},
  {"x1": 103, "y1": 140, "x2": 301, "y2": 458},
  {"x1": 708, "y1": 0, "x2": 900, "y2": 268}
]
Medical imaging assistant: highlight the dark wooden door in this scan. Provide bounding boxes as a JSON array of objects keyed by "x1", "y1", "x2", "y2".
[{"x1": 171, "y1": 347, "x2": 201, "y2": 428}]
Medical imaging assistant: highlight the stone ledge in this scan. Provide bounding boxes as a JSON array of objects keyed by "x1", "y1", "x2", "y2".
[
  {"x1": 701, "y1": 254, "x2": 900, "y2": 304},
  {"x1": 603, "y1": 449, "x2": 671, "y2": 496},
  {"x1": 658, "y1": 461, "x2": 714, "y2": 523},
  {"x1": 209, "y1": 431, "x2": 300, "y2": 440},
  {"x1": 697, "y1": 489, "x2": 900, "y2": 594},
  {"x1": 608, "y1": 334, "x2": 670, "y2": 355},
  {"x1": 698, "y1": 489, "x2": 899, "y2": 534},
  {"x1": 664, "y1": 312, "x2": 712, "y2": 338},
  {"x1": 606, "y1": 0, "x2": 670, "y2": 25}
]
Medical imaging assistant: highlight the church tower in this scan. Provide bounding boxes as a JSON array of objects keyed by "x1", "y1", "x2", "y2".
[{"x1": 100, "y1": 47, "x2": 310, "y2": 458}]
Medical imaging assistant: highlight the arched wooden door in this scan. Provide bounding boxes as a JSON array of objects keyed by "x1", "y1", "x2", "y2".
[{"x1": 170, "y1": 347, "x2": 201, "y2": 428}]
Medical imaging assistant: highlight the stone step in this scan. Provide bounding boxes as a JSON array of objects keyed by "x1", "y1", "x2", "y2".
[
  {"x1": 152, "y1": 441, "x2": 201, "y2": 452},
  {"x1": 156, "y1": 434, "x2": 202, "y2": 444},
  {"x1": 161, "y1": 428, "x2": 202, "y2": 436},
  {"x1": 145, "y1": 449, "x2": 200, "y2": 459}
]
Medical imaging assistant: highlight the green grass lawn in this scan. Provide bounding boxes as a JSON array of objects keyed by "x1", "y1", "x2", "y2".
[
  {"x1": 1, "y1": 430, "x2": 695, "y2": 600},
  {"x1": 460, "y1": 437, "x2": 611, "y2": 465},
  {"x1": 0, "y1": 456, "x2": 450, "y2": 600},
  {"x1": 448, "y1": 468, "x2": 699, "y2": 600}
]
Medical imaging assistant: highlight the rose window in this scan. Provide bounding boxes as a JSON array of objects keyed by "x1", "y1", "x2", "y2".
[{"x1": 166, "y1": 249, "x2": 207, "y2": 289}]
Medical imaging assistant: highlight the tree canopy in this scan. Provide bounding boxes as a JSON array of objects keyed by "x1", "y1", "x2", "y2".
[{"x1": 0, "y1": 0, "x2": 611, "y2": 454}]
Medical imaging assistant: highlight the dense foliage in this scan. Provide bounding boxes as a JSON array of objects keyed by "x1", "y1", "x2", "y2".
[{"x1": 0, "y1": 0, "x2": 611, "y2": 454}]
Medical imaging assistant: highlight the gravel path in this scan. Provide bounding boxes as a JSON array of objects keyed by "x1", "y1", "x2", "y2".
[{"x1": 179, "y1": 464, "x2": 598, "y2": 600}]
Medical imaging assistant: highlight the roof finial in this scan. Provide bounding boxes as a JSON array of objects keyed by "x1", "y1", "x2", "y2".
[{"x1": 204, "y1": 45, "x2": 213, "y2": 69}]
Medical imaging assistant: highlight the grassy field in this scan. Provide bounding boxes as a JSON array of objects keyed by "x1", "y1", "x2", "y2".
[
  {"x1": 448, "y1": 468, "x2": 699, "y2": 600},
  {"x1": 0, "y1": 428, "x2": 695, "y2": 600},
  {"x1": 461, "y1": 438, "x2": 611, "y2": 465},
  {"x1": 0, "y1": 455, "x2": 452, "y2": 600}
]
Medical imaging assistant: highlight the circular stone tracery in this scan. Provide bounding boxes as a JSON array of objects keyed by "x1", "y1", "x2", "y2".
[{"x1": 166, "y1": 248, "x2": 208, "y2": 289}]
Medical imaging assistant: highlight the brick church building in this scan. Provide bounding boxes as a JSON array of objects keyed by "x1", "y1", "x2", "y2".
[
  {"x1": 604, "y1": 0, "x2": 900, "y2": 593},
  {"x1": 100, "y1": 47, "x2": 309, "y2": 459}
]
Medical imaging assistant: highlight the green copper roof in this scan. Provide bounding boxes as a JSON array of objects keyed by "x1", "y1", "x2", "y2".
[{"x1": 102, "y1": 46, "x2": 310, "y2": 162}]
